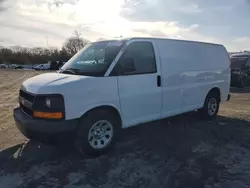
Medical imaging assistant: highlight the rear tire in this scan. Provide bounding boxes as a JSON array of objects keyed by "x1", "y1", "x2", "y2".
[
  {"x1": 201, "y1": 91, "x2": 220, "y2": 120},
  {"x1": 74, "y1": 109, "x2": 120, "y2": 157}
]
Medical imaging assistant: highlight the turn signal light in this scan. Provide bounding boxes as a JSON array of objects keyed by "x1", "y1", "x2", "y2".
[{"x1": 33, "y1": 111, "x2": 63, "y2": 119}]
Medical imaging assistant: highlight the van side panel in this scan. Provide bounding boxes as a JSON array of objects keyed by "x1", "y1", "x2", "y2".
[{"x1": 156, "y1": 39, "x2": 230, "y2": 117}]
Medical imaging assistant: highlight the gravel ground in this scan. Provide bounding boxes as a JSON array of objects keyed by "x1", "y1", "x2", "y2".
[{"x1": 0, "y1": 70, "x2": 250, "y2": 188}]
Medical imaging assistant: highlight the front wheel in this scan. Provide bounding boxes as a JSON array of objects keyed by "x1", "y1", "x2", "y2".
[
  {"x1": 201, "y1": 92, "x2": 220, "y2": 120},
  {"x1": 74, "y1": 109, "x2": 120, "y2": 157}
]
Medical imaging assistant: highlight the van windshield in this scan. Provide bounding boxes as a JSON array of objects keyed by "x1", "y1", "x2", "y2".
[
  {"x1": 230, "y1": 57, "x2": 248, "y2": 69},
  {"x1": 60, "y1": 40, "x2": 125, "y2": 76}
]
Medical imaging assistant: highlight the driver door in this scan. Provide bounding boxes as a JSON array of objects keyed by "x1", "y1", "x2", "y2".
[{"x1": 111, "y1": 41, "x2": 162, "y2": 128}]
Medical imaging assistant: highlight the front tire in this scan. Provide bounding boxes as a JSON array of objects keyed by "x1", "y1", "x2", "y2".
[
  {"x1": 74, "y1": 109, "x2": 120, "y2": 157},
  {"x1": 201, "y1": 92, "x2": 220, "y2": 120}
]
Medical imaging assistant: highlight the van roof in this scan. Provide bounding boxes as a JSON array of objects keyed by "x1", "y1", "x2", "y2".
[
  {"x1": 230, "y1": 53, "x2": 250, "y2": 58},
  {"x1": 97, "y1": 37, "x2": 223, "y2": 48},
  {"x1": 123, "y1": 37, "x2": 223, "y2": 47}
]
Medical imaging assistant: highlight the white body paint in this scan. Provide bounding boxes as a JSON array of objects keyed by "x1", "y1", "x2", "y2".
[{"x1": 21, "y1": 37, "x2": 230, "y2": 128}]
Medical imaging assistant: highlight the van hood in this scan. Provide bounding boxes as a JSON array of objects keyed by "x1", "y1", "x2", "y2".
[{"x1": 22, "y1": 73, "x2": 89, "y2": 94}]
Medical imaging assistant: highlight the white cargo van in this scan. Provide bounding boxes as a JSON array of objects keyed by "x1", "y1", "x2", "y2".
[
  {"x1": 13, "y1": 37, "x2": 231, "y2": 156},
  {"x1": 34, "y1": 63, "x2": 50, "y2": 70}
]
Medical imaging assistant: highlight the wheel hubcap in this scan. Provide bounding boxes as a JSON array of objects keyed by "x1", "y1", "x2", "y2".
[
  {"x1": 88, "y1": 120, "x2": 113, "y2": 149},
  {"x1": 208, "y1": 98, "x2": 217, "y2": 116}
]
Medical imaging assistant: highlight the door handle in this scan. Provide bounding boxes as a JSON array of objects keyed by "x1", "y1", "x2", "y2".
[{"x1": 157, "y1": 75, "x2": 161, "y2": 87}]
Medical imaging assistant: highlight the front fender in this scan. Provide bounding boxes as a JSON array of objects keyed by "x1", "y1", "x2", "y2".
[{"x1": 63, "y1": 77, "x2": 121, "y2": 121}]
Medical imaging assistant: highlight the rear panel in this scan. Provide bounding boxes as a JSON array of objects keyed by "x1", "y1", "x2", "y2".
[{"x1": 156, "y1": 39, "x2": 230, "y2": 115}]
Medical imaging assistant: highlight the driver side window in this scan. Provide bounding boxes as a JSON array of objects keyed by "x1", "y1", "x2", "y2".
[{"x1": 111, "y1": 41, "x2": 157, "y2": 76}]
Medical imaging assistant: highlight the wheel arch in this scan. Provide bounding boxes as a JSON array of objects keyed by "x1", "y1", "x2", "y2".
[
  {"x1": 205, "y1": 87, "x2": 221, "y2": 103},
  {"x1": 80, "y1": 104, "x2": 122, "y2": 126}
]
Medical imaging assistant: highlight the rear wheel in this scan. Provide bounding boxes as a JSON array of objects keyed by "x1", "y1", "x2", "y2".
[
  {"x1": 201, "y1": 91, "x2": 220, "y2": 119},
  {"x1": 74, "y1": 109, "x2": 120, "y2": 157}
]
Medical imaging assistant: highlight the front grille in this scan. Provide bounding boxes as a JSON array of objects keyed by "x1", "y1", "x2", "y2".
[
  {"x1": 20, "y1": 103, "x2": 33, "y2": 117},
  {"x1": 19, "y1": 90, "x2": 35, "y2": 102},
  {"x1": 19, "y1": 90, "x2": 35, "y2": 118}
]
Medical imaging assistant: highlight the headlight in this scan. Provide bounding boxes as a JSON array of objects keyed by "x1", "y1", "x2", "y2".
[
  {"x1": 33, "y1": 94, "x2": 65, "y2": 119},
  {"x1": 33, "y1": 94, "x2": 65, "y2": 112}
]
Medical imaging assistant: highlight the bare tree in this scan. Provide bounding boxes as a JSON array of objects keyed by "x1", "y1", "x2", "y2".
[
  {"x1": 0, "y1": 30, "x2": 90, "y2": 65},
  {"x1": 62, "y1": 30, "x2": 89, "y2": 56}
]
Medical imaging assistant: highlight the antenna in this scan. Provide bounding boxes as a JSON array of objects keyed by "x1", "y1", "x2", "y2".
[{"x1": 46, "y1": 36, "x2": 49, "y2": 47}]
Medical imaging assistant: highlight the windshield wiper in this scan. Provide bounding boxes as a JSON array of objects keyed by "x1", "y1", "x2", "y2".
[
  {"x1": 60, "y1": 68, "x2": 81, "y2": 75},
  {"x1": 59, "y1": 68, "x2": 103, "y2": 76}
]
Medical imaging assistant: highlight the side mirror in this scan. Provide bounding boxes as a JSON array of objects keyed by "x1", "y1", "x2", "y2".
[{"x1": 120, "y1": 57, "x2": 135, "y2": 73}]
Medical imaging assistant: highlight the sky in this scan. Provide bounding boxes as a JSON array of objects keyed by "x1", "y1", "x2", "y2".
[{"x1": 0, "y1": 0, "x2": 250, "y2": 51}]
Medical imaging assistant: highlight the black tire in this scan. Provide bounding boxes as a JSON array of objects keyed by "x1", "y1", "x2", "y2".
[
  {"x1": 74, "y1": 109, "x2": 120, "y2": 157},
  {"x1": 201, "y1": 91, "x2": 220, "y2": 120}
]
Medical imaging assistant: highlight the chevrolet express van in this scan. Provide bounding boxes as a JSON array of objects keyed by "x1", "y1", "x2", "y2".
[{"x1": 13, "y1": 37, "x2": 231, "y2": 156}]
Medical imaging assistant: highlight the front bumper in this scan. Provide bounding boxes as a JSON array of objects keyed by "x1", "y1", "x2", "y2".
[{"x1": 13, "y1": 107, "x2": 78, "y2": 142}]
